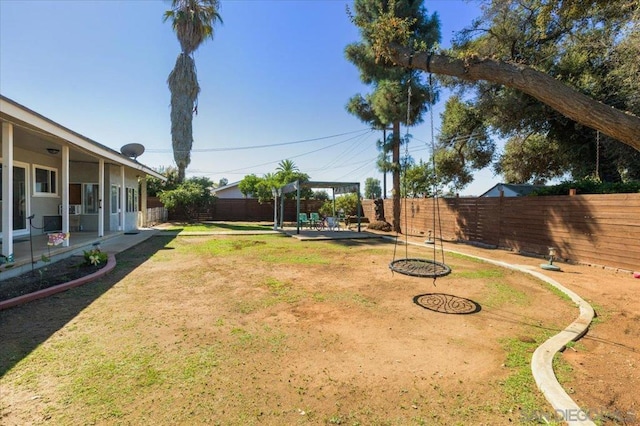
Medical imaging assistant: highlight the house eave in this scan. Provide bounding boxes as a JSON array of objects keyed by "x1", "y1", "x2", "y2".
[{"x1": 1, "y1": 95, "x2": 166, "y2": 181}]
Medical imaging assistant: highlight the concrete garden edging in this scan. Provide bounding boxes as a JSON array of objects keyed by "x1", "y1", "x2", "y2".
[
  {"x1": 0, "y1": 254, "x2": 117, "y2": 311},
  {"x1": 388, "y1": 237, "x2": 596, "y2": 426},
  {"x1": 448, "y1": 254, "x2": 596, "y2": 426}
]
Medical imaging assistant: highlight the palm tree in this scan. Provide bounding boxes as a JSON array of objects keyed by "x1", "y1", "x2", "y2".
[
  {"x1": 164, "y1": 0, "x2": 222, "y2": 182},
  {"x1": 276, "y1": 159, "x2": 299, "y2": 175}
]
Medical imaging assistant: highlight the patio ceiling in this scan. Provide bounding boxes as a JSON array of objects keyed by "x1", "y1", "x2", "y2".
[
  {"x1": 1, "y1": 95, "x2": 164, "y2": 180},
  {"x1": 280, "y1": 180, "x2": 360, "y2": 195}
]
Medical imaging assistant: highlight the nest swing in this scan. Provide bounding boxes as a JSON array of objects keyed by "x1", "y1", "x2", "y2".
[{"x1": 389, "y1": 70, "x2": 451, "y2": 283}]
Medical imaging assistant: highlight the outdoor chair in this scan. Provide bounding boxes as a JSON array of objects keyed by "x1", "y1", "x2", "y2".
[
  {"x1": 326, "y1": 216, "x2": 340, "y2": 231},
  {"x1": 298, "y1": 213, "x2": 310, "y2": 228},
  {"x1": 310, "y1": 212, "x2": 321, "y2": 228}
]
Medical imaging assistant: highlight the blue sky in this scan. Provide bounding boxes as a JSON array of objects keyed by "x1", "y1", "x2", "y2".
[{"x1": 0, "y1": 0, "x2": 497, "y2": 196}]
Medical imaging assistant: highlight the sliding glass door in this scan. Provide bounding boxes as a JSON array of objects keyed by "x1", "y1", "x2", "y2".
[{"x1": 0, "y1": 162, "x2": 28, "y2": 233}]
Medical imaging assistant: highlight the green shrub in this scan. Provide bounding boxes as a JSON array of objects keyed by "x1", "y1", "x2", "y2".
[
  {"x1": 319, "y1": 193, "x2": 360, "y2": 217},
  {"x1": 83, "y1": 249, "x2": 108, "y2": 266},
  {"x1": 531, "y1": 178, "x2": 640, "y2": 196}
]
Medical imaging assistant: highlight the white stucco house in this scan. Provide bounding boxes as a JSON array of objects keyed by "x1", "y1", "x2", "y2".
[
  {"x1": 212, "y1": 181, "x2": 251, "y2": 199},
  {"x1": 1, "y1": 95, "x2": 165, "y2": 264}
]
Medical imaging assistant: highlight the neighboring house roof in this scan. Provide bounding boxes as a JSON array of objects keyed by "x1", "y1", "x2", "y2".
[
  {"x1": 212, "y1": 181, "x2": 251, "y2": 198},
  {"x1": 479, "y1": 183, "x2": 543, "y2": 197},
  {"x1": 0, "y1": 95, "x2": 165, "y2": 180}
]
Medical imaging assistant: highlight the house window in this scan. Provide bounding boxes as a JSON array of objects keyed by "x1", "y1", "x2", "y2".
[
  {"x1": 126, "y1": 187, "x2": 137, "y2": 212},
  {"x1": 83, "y1": 183, "x2": 99, "y2": 214},
  {"x1": 111, "y1": 185, "x2": 119, "y2": 214},
  {"x1": 34, "y1": 165, "x2": 57, "y2": 195}
]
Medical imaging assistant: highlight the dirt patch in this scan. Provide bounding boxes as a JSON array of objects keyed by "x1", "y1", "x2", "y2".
[
  {"x1": 0, "y1": 232, "x2": 637, "y2": 425},
  {"x1": 421, "y1": 237, "x2": 640, "y2": 425}
]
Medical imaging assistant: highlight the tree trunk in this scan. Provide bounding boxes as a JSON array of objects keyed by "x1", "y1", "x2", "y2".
[
  {"x1": 382, "y1": 127, "x2": 387, "y2": 199},
  {"x1": 392, "y1": 121, "x2": 401, "y2": 233},
  {"x1": 168, "y1": 53, "x2": 200, "y2": 183},
  {"x1": 388, "y1": 46, "x2": 640, "y2": 151}
]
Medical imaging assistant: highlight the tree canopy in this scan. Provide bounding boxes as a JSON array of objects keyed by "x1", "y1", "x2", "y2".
[
  {"x1": 355, "y1": 0, "x2": 640, "y2": 189},
  {"x1": 364, "y1": 177, "x2": 382, "y2": 199},
  {"x1": 238, "y1": 160, "x2": 311, "y2": 203},
  {"x1": 158, "y1": 176, "x2": 216, "y2": 222},
  {"x1": 346, "y1": 0, "x2": 440, "y2": 231}
]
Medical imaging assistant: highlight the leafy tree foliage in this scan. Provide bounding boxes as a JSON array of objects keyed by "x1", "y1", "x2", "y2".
[
  {"x1": 158, "y1": 176, "x2": 216, "y2": 222},
  {"x1": 347, "y1": 0, "x2": 440, "y2": 232},
  {"x1": 238, "y1": 160, "x2": 311, "y2": 204},
  {"x1": 437, "y1": 0, "x2": 640, "y2": 186},
  {"x1": 313, "y1": 190, "x2": 330, "y2": 201},
  {"x1": 354, "y1": 0, "x2": 640, "y2": 188},
  {"x1": 435, "y1": 96, "x2": 494, "y2": 190},
  {"x1": 402, "y1": 159, "x2": 435, "y2": 198},
  {"x1": 319, "y1": 193, "x2": 360, "y2": 218},
  {"x1": 530, "y1": 177, "x2": 640, "y2": 196},
  {"x1": 146, "y1": 166, "x2": 179, "y2": 197},
  {"x1": 495, "y1": 134, "x2": 568, "y2": 184},
  {"x1": 364, "y1": 177, "x2": 382, "y2": 199}
]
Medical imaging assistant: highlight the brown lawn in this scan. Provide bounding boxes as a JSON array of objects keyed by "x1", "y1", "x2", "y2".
[{"x1": 0, "y1": 230, "x2": 636, "y2": 425}]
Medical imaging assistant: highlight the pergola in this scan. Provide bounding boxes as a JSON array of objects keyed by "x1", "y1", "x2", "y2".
[{"x1": 278, "y1": 180, "x2": 362, "y2": 234}]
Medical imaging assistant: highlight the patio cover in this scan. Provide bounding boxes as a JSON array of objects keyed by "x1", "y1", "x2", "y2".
[{"x1": 279, "y1": 180, "x2": 362, "y2": 234}]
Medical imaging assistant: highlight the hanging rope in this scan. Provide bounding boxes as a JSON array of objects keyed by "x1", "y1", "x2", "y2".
[
  {"x1": 389, "y1": 67, "x2": 451, "y2": 282},
  {"x1": 428, "y1": 73, "x2": 447, "y2": 270},
  {"x1": 402, "y1": 76, "x2": 413, "y2": 260},
  {"x1": 595, "y1": 130, "x2": 600, "y2": 180}
]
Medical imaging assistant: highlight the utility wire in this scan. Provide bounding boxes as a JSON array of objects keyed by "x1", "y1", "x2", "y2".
[
  {"x1": 147, "y1": 129, "x2": 371, "y2": 153},
  {"x1": 193, "y1": 130, "x2": 374, "y2": 176}
]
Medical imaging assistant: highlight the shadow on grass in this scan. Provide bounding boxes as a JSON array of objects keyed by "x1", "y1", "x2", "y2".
[
  {"x1": 203, "y1": 222, "x2": 273, "y2": 231},
  {"x1": 0, "y1": 234, "x2": 178, "y2": 377},
  {"x1": 168, "y1": 222, "x2": 273, "y2": 231}
]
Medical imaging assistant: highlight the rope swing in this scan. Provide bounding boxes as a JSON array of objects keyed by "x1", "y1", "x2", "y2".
[{"x1": 389, "y1": 68, "x2": 451, "y2": 284}]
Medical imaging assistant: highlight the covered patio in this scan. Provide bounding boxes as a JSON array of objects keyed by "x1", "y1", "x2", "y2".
[
  {"x1": 278, "y1": 180, "x2": 362, "y2": 234},
  {"x1": 1, "y1": 95, "x2": 165, "y2": 280}
]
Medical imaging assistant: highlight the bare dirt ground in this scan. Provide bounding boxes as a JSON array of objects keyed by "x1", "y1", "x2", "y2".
[
  {"x1": 0, "y1": 229, "x2": 638, "y2": 425},
  {"x1": 423, "y1": 236, "x2": 640, "y2": 425}
]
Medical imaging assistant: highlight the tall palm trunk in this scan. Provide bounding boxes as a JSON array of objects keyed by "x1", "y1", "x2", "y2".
[{"x1": 168, "y1": 53, "x2": 200, "y2": 182}]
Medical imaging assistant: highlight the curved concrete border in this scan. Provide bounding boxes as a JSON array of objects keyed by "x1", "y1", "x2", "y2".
[
  {"x1": 449, "y1": 253, "x2": 595, "y2": 426},
  {"x1": 388, "y1": 237, "x2": 596, "y2": 426},
  {"x1": 0, "y1": 254, "x2": 117, "y2": 311}
]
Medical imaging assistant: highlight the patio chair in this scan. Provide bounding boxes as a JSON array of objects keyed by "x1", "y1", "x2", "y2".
[
  {"x1": 298, "y1": 213, "x2": 310, "y2": 228},
  {"x1": 326, "y1": 216, "x2": 340, "y2": 231},
  {"x1": 310, "y1": 212, "x2": 321, "y2": 228}
]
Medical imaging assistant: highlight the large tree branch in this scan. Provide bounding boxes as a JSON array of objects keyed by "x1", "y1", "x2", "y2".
[{"x1": 388, "y1": 45, "x2": 640, "y2": 151}]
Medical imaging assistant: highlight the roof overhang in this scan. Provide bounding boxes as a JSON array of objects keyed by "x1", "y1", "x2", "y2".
[
  {"x1": 1, "y1": 95, "x2": 166, "y2": 181},
  {"x1": 280, "y1": 180, "x2": 360, "y2": 195}
]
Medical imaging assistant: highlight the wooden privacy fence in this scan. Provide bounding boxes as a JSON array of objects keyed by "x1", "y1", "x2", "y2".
[
  {"x1": 145, "y1": 207, "x2": 168, "y2": 226},
  {"x1": 362, "y1": 193, "x2": 640, "y2": 272},
  {"x1": 168, "y1": 199, "x2": 325, "y2": 223}
]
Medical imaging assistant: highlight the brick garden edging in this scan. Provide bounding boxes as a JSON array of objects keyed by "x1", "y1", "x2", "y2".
[{"x1": 0, "y1": 254, "x2": 116, "y2": 311}]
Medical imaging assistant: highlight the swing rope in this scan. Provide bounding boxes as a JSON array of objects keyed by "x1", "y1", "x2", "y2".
[
  {"x1": 389, "y1": 66, "x2": 450, "y2": 282},
  {"x1": 429, "y1": 73, "x2": 447, "y2": 269}
]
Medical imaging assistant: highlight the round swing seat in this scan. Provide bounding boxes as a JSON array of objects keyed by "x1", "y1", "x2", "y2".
[{"x1": 389, "y1": 258, "x2": 451, "y2": 278}]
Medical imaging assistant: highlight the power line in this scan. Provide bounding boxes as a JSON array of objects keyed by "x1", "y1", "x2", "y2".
[
  {"x1": 191, "y1": 130, "x2": 375, "y2": 176},
  {"x1": 147, "y1": 129, "x2": 371, "y2": 153}
]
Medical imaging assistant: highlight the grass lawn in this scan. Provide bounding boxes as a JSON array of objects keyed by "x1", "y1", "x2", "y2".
[
  {"x1": 0, "y1": 233, "x2": 574, "y2": 425},
  {"x1": 159, "y1": 222, "x2": 275, "y2": 232}
]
